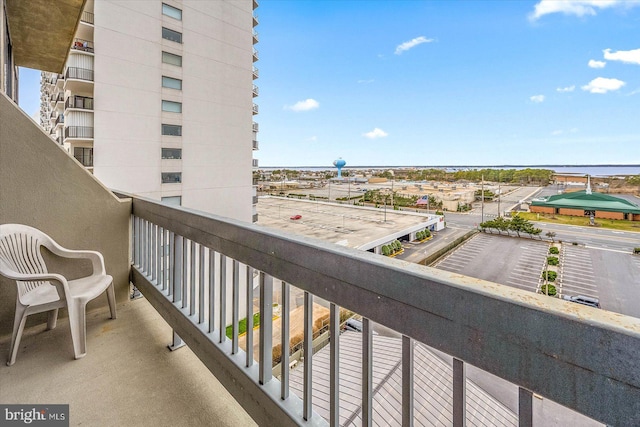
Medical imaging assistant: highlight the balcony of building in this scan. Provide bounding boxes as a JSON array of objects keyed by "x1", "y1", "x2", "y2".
[
  {"x1": 253, "y1": 48, "x2": 259, "y2": 62},
  {"x1": 252, "y1": 158, "x2": 259, "y2": 168},
  {"x1": 2, "y1": 93, "x2": 640, "y2": 427},
  {"x1": 253, "y1": 139, "x2": 259, "y2": 150},
  {"x1": 71, "y1": 38, "x2": 94, "y2": 54},
  {"x1": 253, "y1": 0, "x2": 259, "y2": 10},
  {"x1": 253, "y1": 103, "x2": 259, "y2": 115},
  {"x1": 80, "y1": 10, "x2": 94, "y2": 25},
  {"x1": 253, "y1": 14, "x2": 259, "y2": 27},
  {"x1": 253, "y1": 29, "x2": 259, "y2": 44},
  {"x1": 64, "y1": 125, "x2": 94, "y2": 142},
  {"x1": 65, "y1": 95, "x2": 94, "y2": 112},
  {"x1": 252, "y1": 121, "x2": 259, "y2": 132},
  {"x1": 64, "y1": 67, "x2": 94, "y2": 93},
  {"x1": 253, "y1": 66, "x2": 259, "y2": 80},
  {"x1": 253, "y1": 84, "x2": 259, "y2": 97}
]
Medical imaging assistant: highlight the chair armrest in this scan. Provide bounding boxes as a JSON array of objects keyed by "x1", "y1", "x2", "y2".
[
  {"x1": 47, "y1": 242, "x2": 107, "y2": 276},
  {"x1": 1, "y1": 270, "x2": 70, "y2": 299}
]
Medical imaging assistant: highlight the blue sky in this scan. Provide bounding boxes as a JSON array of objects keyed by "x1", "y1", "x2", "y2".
[{"x1": 19, "y1": 0, "x2": 640, "y2": 167}]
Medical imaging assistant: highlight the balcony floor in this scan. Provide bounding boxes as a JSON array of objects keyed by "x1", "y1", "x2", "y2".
[{"x1": 0, "y1": 297, "x2": 256, "y2": 427}]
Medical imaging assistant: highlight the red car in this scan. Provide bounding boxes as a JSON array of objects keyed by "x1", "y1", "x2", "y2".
[{"x1": 290, "y1": 214, "x2": 302, "y2": 220}]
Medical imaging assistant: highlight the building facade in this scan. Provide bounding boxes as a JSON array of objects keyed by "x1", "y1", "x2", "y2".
[{"x1": 40, "y1": 0, "x2": 259, "y2": 222}]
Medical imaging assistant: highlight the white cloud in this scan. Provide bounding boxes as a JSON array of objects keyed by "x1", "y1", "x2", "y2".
[
  {"x1": 551, "y1": 129, "x2": 564, "y2": 135},
  {"x1": 394, "y1": 36, "x2": 433, "y2": 55},
  {"x1": 588, "y1": 59, "x2": 606, "y2": 68},
  {"x1": 363, "y1": 128, "x2": 389, "y2": 139},
  {"x1": 530, "y1": 94, "x2": 545, "y2": 103},
  {"x1": 556, "y1": 85, "x2": 575, "y2": 92},
  {"x1": 603, "y1": 48, "x2": 640, "y2": 65},
  {"x1": 581, "y1": 77, "x2": 626, "y2": 93},
  {"x1": 285, "y1": 98, "x2": 319, "y2": 112},
  {"x1": 357, "y1": 79, "x2": 375, "y2": 84},
  {"x1": 529, "y1": 0, "x2": 640, "y2": 21},
  {"x1": 307, "y1": 136, "x2": 317, "y2": 142}
]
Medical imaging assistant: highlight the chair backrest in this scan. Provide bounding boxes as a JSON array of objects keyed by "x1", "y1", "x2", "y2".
[{"x1": 0, "y1": 224, "x2": 54, "y2": 297}]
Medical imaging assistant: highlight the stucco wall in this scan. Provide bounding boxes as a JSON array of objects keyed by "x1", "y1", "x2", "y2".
[{"x1": 0, "y1": 93, "x2": 131, "y2": 337}]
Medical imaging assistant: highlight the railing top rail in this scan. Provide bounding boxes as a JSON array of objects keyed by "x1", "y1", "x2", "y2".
[{"x1": 126, "y1": 194, "x2": 640, "y2": 426}]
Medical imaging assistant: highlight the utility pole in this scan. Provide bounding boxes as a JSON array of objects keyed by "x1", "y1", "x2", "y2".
[
  {"x1": 497, "y1": 182, "x2": 501, "y2": 217},
  {"x1": 481, "y1": 174, "x2": 485, "y2": 224}
]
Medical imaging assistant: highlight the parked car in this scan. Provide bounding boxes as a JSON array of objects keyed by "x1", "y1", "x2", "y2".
[
  {"x1": 290, "y1": 214, "x2": 302, "y2": 220},
  {"x1": 562, "y1": 295, "x2": 600, "y2": 309}
]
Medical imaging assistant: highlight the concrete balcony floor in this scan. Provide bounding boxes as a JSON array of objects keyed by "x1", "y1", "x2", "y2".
[{"x1": 0, "y1": 297, "x2": 256, "y2": 427}]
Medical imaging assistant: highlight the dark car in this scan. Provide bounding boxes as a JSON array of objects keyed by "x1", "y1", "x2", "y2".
[{"x1": 562, "y1": 295, "x2": 600, "y2": 309}]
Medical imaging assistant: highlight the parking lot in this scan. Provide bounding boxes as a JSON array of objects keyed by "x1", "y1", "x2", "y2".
[
  {"x1": 433, "y1": 233, "x2": 548, "y2": 293},
  {"x1": 432, "y1": 233, "x2": 640, "y2": 316}
]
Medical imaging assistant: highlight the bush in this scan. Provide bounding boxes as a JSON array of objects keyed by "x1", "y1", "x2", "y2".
[
  {"x1": 634, "y1": 247, "x2": 640, "y2": 254},
  {"x1": 542, "y1": 271, "x2": 557, "y2": 282},
  {"x1": 393, "y1": 240, "x2": 402, "y2": 252},
  {"x1": 547, "y1": 256, "x2": 559, "y2": 266},
  {"x1": 382, "y1": 245, "x2": 391, "y2": 256},
  {"x1": 416, "y1": 231, "x2": 423, "y2": 240},
  {"x1": 540, "y1": 284, "x2": 557, "y2": 296},
  {"x1": 549, "y1": 247, "x2": 559, "y2": 255},
  {"x1": 424, "y1": 230, "x2": 431, "y2": 238}
]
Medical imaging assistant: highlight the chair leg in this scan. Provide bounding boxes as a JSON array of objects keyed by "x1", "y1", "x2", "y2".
[
  {"x1": 7, "y1": 306, "x2": 28, "y2": 366},
  {"x1": 47, "y1": 309, "x2": 59, "y2": 330},
  {"x1": 67, "y1": 301, "x2": 88, "y2": 360},
  {"x1": 106, "y1": 282, "x2": 117, "y2": 320}
]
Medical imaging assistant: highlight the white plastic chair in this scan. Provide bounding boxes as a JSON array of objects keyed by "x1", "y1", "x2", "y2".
[{"x1": 0, "y1": 224, "x2": 116, "y2": 365}]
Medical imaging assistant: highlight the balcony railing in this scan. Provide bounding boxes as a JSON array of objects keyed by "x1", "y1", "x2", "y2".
[
  {"x1": 66, "y1": 95, "x2": 94, "y2": 110},
  {"x1": 127, "y1": 195, "x2": 640, "y2": 427},
  {"x1": 253, "y1": 29, "x2": 259, "y2": 44},
  {"x1": 252, "y1": 122, "x2": 259, "y2": 132},
  {"x1": 55, "y1": 114, "x2": 64, "y2": 125},
  {"x1": 253, "y1": 139, "x2": 259, "y2": 150},
  {"x1": 253, "y1": 84, "x2": 259, "y2": 97},
  {"x1": 81, "y1": 10, "x2": 94, "y2": 25},
  {"x1": 64, "y1": 126, "x2": 94, "y2": 139},
  {"x1": 252, "y1": 158, "x2": 259, "y2": 168},
  {"x1": 253, "y1": 48, "x2": 259, "y2": 62},
  {"x1": 71, "y1": 38, "x2": 94, "y2": 53},
  {"x1": 252, "y1": 103, "x2": 258, "y2": 115},
  {"x1": 65, "y1": 67, "x2": 94, "y2": 82},
  {"x1": 253, "y1": 66, "x2": 259, "y2": 79}
]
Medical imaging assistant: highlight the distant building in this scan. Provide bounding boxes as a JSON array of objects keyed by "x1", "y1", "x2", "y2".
[
  {"x1": 39, "y1": 0, "x2": 259, "y2": 222},
  {"x1": 530, "y1": 190, "x2": 640, "y2": 221}
]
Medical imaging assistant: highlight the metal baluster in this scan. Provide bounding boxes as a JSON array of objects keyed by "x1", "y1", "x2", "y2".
[
  {"x1": 402, "y1": 336, "x2": 414, "y2": 427},
  {"x1": 190, "y1": 241, "x2": 196, "y2": 316},
  {"x1": 199, "y1": 245, "x2": 205, "y2": 324},
  {"x1": 232, "y1": 260, "x2": 240, "y2": 354},
  {"x1": 281, "y1": 281, "x2": 290, "y2": 400},
  {"x1": 209, "y1": 249, "x2": 216, "y2": 333},
  {"x1": 362, "y1": 317, "x2": 373, "y2": 427},
  {"x1": 219, "y1": 254, "x2": 227, "y2": 343},
  {"x1": 133, "y1": 216, "x2": 140, "y2": 267},
  {"x1": 151, "y1": 223, "x2": 156, "y2": 283},
  {"x1": 453, "y1": 358, "x2": 466, "y2": 427},
  {"x1": 246, "y1": 266, "x2": 254, "y2": 367},
  {"x1": 163, "y1": 228, "x2": 170, "y2": 291},
  {"x1": 259, "y1": 272, "x2": 273, "y2": 384},
  {"x1": 330, "y1": 303, "x2": 339, "y2": 427},
  {"x1": 141, "y1": 219, "x2": 147, "y2": 273},
  {"x1": 156, "y1": 226, "x2": 163, "y2": 286},
  {"x1": 303, "y1": 292, "x2": 313, "y2": 420},
  {"x1": 169, "y1": 234, "x2": 184, "y2": 351},
  {"x1": 168, "y1": 231, "x2": 175, "y2": 297},
  {"x1": 182, "y1": 238, "x2": 188, "y2": 309},
  {"x1": 519, "y1": 387, "x2": 533, "y2": 427},
  {"x1": 145, "y1": 220, "x2": 151, "y2": 274}
]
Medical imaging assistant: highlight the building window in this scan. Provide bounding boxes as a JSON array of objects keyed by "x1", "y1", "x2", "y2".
[
  {"x1": 162, "y1": 3, "x2": 182, "y2": 20},
  {"x1": 162, "y1": 148, "x2": 182, "y2": 159},
  {"x1": 162, "y1": 27, "x2": 182, "y2": 43},
  {"x1": 162, "y1": 172, "x2": 182, "y2": 183},
  {"x1": 162, "y1": 124, "x2": 182, "y2": 136},
  {"x1": 162, "y1": 100, "x2": 182, "y2": 113},
  {"x1": 162, "y1": 51, "x2": 182, "y2": 67},
  {"x1": 161, "y1": 196, "x2": 182, "y2": 206},
  {"x1": 162, "y1": 76, "x2": 182, "y2": 90},
  {"x1": 73, "y1": 147, "x2": 93, "y2": 167}
]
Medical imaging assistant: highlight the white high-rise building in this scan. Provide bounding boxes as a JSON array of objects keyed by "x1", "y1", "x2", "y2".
[{"x1": 40, "y1": 0, "x2": 259, "y2": 222}]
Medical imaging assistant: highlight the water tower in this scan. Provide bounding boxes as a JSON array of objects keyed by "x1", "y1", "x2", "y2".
[{"x1": 333, "y1": 158, "x2": 346, "y2": 179}]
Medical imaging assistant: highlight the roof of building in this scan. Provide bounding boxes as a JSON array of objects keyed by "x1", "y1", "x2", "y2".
[
  {"x1": 531, "y1": 190, "x2": 640, "y2": 214},
  {"x1": 289, "y1": 331, "x2": 518, "y2": 426},
  {"x1": 256, "y1": 196, "x2": 441, "y2": 250}
]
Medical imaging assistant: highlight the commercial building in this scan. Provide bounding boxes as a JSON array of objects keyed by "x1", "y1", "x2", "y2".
[
  {"x1": 531, "y1": 190, "x2": 640, "y2": 221},
  {"x1": 39, "y1": 0, "x2": 259, "y2": 222}
]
